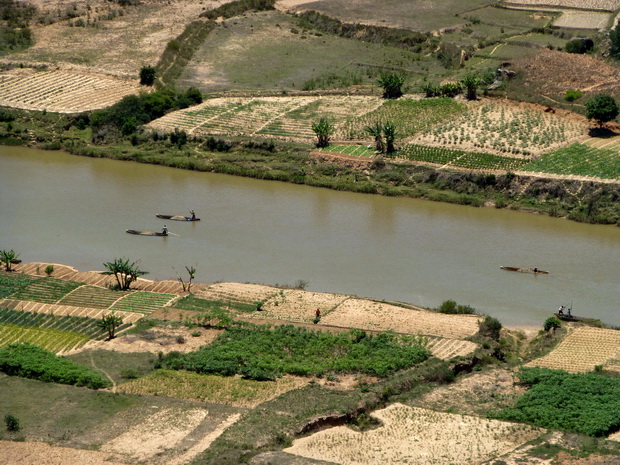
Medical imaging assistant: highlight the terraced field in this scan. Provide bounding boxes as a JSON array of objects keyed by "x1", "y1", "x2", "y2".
[
  {"x1": 0, "y1": 324, "x2": 89, "y2": 353},
  {"x1": 110, "y1": 291, "x2": 177, "y2": 314},
  {"x1": 9, "y1": 278, "x2": 82, "y2": 304},
  {"x1": 57, "y1": 284, "x2": 126, "y2": 308},
  {"x1": 526, "y1": 326, "x2": 620, "y2": 372},
  {"x1": 0, "y1": 69, "x2": 141, "y2": 113}
]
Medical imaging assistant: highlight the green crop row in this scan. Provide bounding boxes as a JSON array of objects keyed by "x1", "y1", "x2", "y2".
[
  {"x1": 10, "y1": 277, "x2": 82, "y2": 303},
  {"x1": 164, "y1": 325, "x2": 429, "y2": 380},
  {"x1": 0, "y1": 271, "x2": 37, "y2": 299},
  {"x1": 492, "y1": 367, "x2": 620, "y2": 437},
  {"x1": 522, "y1": 144, "x2": 620, "y2": 180},
  {"x1": 110, "y1": 291, "x2": 175, "y2": 314},
  {"x1": 0, "y1": 342, "x2": 110, "y2": 387},
  {"x1": 401, "y1": 144, "x2": 529, "y2": 171},
  {"x1": 0, "y1": 308, "x2": 115, "y2": 339},
  {"x1": 0, "y1": 324, "x2": 89, "y2": 353},
  {"x1": 322, "y1": 144, "x2": 375, "y2": 158}
]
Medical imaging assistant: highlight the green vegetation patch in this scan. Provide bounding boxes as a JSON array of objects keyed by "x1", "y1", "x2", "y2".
[
  {"x1": 0, "y1": 323, "x2": 89, "y2": 353},
  {"x1": 67, "y1": 349, "x2": 156, "y2": 385},
  {"x1": 523, "y1": 144, "x2": 620, "y2": 180},
  {"x1": 0, "y1": 272, "x2": 37, "y2": 299},
  {"x1": 165, "y1": 326, "x2": 429, "y2": 380},
  {"x1": 172, "y1": 294, "x2": 256, "y2": 313},
  {"x1": 400, "y1": 144, "x2": 529, "y2": 171},
  {"x1": 0, "y1": 342, "x2": 110, "y2": 388},
  {"x1": 10, "y1": 277, "x2": 82, "y2": 304},
  {"x1": 344, "y1": 97, "x2": 466, "y2": 140},
  {"x1": 57, "y1": 285, "x2": 124, "y2": 308},
  {"x1": 493, "y1": 367, "x2": 620, "y2": 437},
  {"x1": 0, "y1": 308, "x2": 126, "y2": 340},
  {"x1": 110, "y1": 291, "x2": 175, "y2": 314}
]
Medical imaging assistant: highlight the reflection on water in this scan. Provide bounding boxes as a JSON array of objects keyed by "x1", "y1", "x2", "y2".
[{"x1": 1, "y1": 146, "x2": 619, "y2": 325}]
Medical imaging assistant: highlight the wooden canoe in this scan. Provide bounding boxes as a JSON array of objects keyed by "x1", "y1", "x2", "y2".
[
  {"x1": 554, "y1": 313, "x2": 601, "y2": 324},
  {"x1": 126, "y1": 229, "x2": 167, "y2": 237},
  {"x1": 500, "y1": 266, "x2": 549, "y2": 275},
  {"x1": 156, "y1": 214, "x2": 200, "y2": 222}
]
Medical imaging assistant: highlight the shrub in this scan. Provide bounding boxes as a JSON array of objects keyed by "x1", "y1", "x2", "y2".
[
  {"x1": 139, "y1": 65, "x2": 156, "y2": 86},
  {"x1": 0, "y1": 343, "x2": 110, "y2": 388},
  {"x1": 565, "y1": 89, "x2": 583, "y2": 102},
  {"x1": 44, "y1": 264, "x2": 54, "y2": 276},
  {"x1": 585, "y1": 94, "x2": 619, "y2": 127},
  {"x1": 4, "y1": 414, "x2": 20, "y2": 432},
  {"x1": 479, "y1": 315, "x2": 502, "y2": 340},
  {"x1": 543, "y1": 316, "x2": 561, "y2": 332},
  {"x1": 437, "y1": 299, "x2": 476, "y2": 314}
]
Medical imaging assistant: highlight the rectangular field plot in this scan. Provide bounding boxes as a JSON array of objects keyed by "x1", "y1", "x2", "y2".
[
  {"x1": 526, "y1": 326, "x2": 620, "y2": 373},
  {"x1": 413, "y1": 101, "x2": 587, "y2": 157},
  {"x1": 0, "y1": 324, "x2": 89, "y2": 353},
  {"x1": 57, "y1": 285, "x2": 125, "y2": 309},
  {"x1": 0, "y1": 272, "x2": 38, "y2": 299},
  {"x1": 110, "y1": 291, "x2": 176, "y2": 314},
  {"x1": 553, "y1": 10, "x2": 610, "y2": 29},
  {"x1": 522, "y1": 143, "x2": 620, "y2": 179},
  {"x1": 504, "y1": 0, "x2": 620, "y2": 11},
  {"x1": 10, "y1": 278, "x2": 83, "y2": 304},
  {"x1": 284, "y1": 403, "x2": 541, "y2": 465}
]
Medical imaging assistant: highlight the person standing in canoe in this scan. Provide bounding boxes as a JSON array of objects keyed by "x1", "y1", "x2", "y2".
[
  {"x1": 190, "y1": 210, "x2": 196, "y2": 221},
  {"x1": 161, "y1": 225, "x2": 168, "y2": 236}
]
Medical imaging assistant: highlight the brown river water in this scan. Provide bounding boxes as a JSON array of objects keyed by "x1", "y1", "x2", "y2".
[{"x1": 1, "y1": 146, "x2": 619, "y2": 326}]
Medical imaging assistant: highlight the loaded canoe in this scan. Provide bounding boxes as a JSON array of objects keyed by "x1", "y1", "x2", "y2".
[
  {"x1": 126, "y1": 229, "x2": 167, "y2": 237},
  {"x1": 500, "y1": 266, "x2": 549, "y2": 275},
  {"x1": 156, "y1": 214, "x2": 200, "y2": 222},
  {"x1": 554, "y1": 313, "x2": 600, "y2": 324}
]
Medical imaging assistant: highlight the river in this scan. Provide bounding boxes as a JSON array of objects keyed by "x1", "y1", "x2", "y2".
[{"x1": 1, "y1": 146, "x2": 619, "y2": 326}]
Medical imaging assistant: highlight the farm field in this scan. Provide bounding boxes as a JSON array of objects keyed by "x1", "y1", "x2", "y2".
[
  {"x1": 0, "y1": 69, "x2": 141, "y2": 113},
  {"x1": 503, "y1": 0, "x2": 620, "y2": 11},
  {"x1": 284, "y1": 403, "x2": 542, "y2": 465},
  {"x1": 553, "y1": 9, "x2": 611, "y2": 29},
  {"x1": 526, "y1": 326, "x2": 620, "y2": 372},
  {"x1": 412, "y1": 100, "x2": 588, "y2": 157},
  {"x1": 522, "y1": 143, "x2": 620, "y2": 180},
  {"x1": 1, "y1": 0, "x2": 210, "y2": 78}
]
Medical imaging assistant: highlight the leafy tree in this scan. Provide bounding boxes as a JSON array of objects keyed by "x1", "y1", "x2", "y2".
[
  {"x1": 0, "y1": 249, "x2": 19, "y2": 272},
  {"x1": 311, "y1": 117, "x2": 334, "y2": 148},
  {"x1": 97, "y1": 312, "x2": 124, "y2": 339},
  {"x1": 377, "y1": 72, "x2": 405, "y2": 99},
  {"x1": 585, "y1": 94, "x2": 619, "y2": 127},
  {"x1": 185, "y1": 86, "x2": 203, "y2": 104},
  {"x1": 365, "y1": 122, "x2": 384, "y2": 153},
  {"x1": 461, "y1": 72, "x2": 480, "y2": 100},
  {"x1": 102, "y1": 258, "x2": 148, "y2": 290},
  {"x1": 139, "y1": 65, "x2": 156, "y2": 86},
  {"x1": 383, "y1": 121, "x2": 397, "y2": 154}
]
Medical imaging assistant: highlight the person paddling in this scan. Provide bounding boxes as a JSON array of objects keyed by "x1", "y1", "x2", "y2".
[
  {"x1": 161, "y1": 225, "x2": 168, "y2": 236},
  {"x1": 190, "y1": 210, "x2": 196, "y2": 221}
]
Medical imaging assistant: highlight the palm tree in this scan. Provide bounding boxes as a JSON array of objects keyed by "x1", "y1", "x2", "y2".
[
  {"x1": 97, "y1": 312, "x2": 124, "y2": 339},
  {"x1": 0, "y1": 249, "x2": 19, "y2": 272},
  {"x1": 312, "y1": 117, "x2": 334, "y2": 148},
  {"x1": 377, "y1": 72, "x2": 405, "y2": 99},
  {"x1": 102, "y1": 258, "x2": 148, "y2": 290},
  {"x1": 383, "y1": 121, "x2": 397, "y2": 155},
  {"x1": 461, "y1": 72, "x2": 481, "y2": 101},
  {"x1": 365, "y1": 122, "x2": 384, "y2": 153}
]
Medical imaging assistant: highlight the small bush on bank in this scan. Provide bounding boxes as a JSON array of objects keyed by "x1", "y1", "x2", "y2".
[{"x1": 436, "y1": 299, "x2": 476, "y2": 314}]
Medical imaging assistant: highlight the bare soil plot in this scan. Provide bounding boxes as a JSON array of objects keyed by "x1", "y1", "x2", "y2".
[
  {"x1": 0, "y1": 440, "x2": 130, "y2": 465},
  {"x1": 503, "y1": 0, "x2": 620, "y2": 11},
  {"x1": 321, "y1": 299, "x2": 482, "y2": 339},
  {"x1": 0, "y1": 68, "x2": 141, "y2": 113},
  {"x1": 525, "y1": 326, "x2": 620, "y2": 373},
  {"x1": 147, "y1": 95, "x2": 384, "y2": 142},
  {"x1": 284, "y1": 403, "x2": 542, "y2": 465},
  {"x1": 2, "y1": 0, "x2": 210, "y2": 78},
  {"x1": 553, "y1": 9, "x2": 611, "y2": 29},
  {"x1": 412, "y1": 99, "x2": 588, "y2": 157},
  {"x1": 512, "y1": 49, "x2": 620, "y2": 98},
  {"x1": 412, "y1": 369, "x2": 526, "y2": 415}
]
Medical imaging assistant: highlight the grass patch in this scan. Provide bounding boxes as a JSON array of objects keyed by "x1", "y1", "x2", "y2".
[
  {"x1": 66, "y1": 349, "x2": 156, "y2": 385},
  {"x1": 172, "y1": 294, "x2": 256, "y2": 313},
  {"x1": 523, "y1": 144, "x2": 620, "y2": 180}
]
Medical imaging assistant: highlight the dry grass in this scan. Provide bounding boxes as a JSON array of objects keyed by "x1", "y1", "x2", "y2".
[
  {"x1": 525, "y1": 326, "x2": 620, "y2": 373},
  {"x1": 504, "y1": 0, "x2": 620, "y2": 10},
  {"x1": 0, "y1": 440, "x2": 130, "y2": 465},
  {"x1": 284, "y1": 403, "x2": 542, "y2": 465},
  {"x1": 115, "y1": 370, "x2": 308, "y2": 408}
]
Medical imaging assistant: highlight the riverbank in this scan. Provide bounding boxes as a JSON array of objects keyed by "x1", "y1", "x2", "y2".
[{"x1": 1, "y1": 106, "x2": 620, "y2": 225}]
